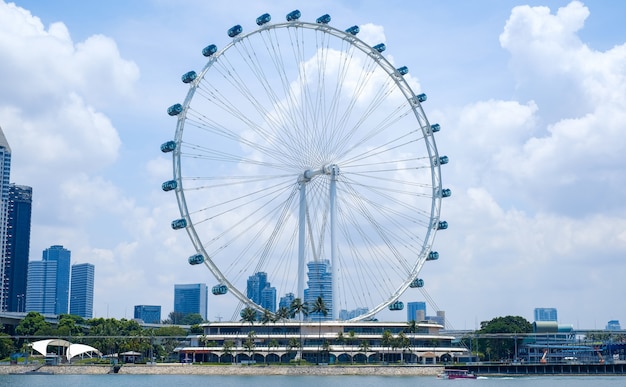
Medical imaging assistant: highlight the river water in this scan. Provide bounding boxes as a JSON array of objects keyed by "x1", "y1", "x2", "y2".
[{"x1": 0, "y1": 374, "x2": 623, "y2": 387}]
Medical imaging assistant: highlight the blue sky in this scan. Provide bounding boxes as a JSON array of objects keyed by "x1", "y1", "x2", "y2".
[{"x1": 1, "y1": 0, "x2": 625, "y2": 329}]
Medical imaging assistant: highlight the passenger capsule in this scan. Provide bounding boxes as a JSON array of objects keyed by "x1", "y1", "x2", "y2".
[
  {"x1": 439, "y1": 156, "x2": 449, "y2": 165},
  {"x1": 171, "y1": 218, "x2": 187, "y2": 230},
  {"x1": 212, "y1": 284, "x2": 228, "y2": 295},
  {"x1": 427, "y1": 251, "x2": 439, "y2": 261},
  {"x1": 256, "y1": 13, "x2": 271, "y2": 26},
  {"x1": 345, "y1": 25, "x2": 359, "y2": 35},
  {"x1": 441, "y1": 188, "x2": 452, "y2": 198},
  {"x1": 437, "y1": 221, "x2": 448, "y2": 230},
  {"x1": 316, "y1": 14, "x2": 331, "y2": 24},
  {"x1": 167, "y1": 103, "x2": 183, "y2": 116},
  {"x1": 416, "y1": 93, "x2": 427, "y2": 103},
  {"x1": 373, "y1": 43, "x2": 386, "y2": 53},
  {"x1": 202, "y1": 44, "x2": 218, "y2": 57},
  {"x1": 431, "y1": 123, "x2": 441, "y2": 133},
  {"x1": 397, "y1": 66, "x2": 408, "y2": 76},
  {"x1": 388, "y1": 301, "x2": 404, "y2": 311},
  {"x1": 228, "y1": 24, "x2": 242, "y2": 38},
  {"x1": 162, "y1": 180, "x2": 177, "y2": 192},
  {"x1": 286, "y1": 10, "x2": 301, "y2": 21},
  {"x1": 188, "y1": 254, "x2": 204, "y2": 265},
  {"x1": 409, "y1": 278, "x2": 424, "y2": 288},
  {"x1": 160, "y1": 141, "x2": 176, "y2": 153},
  {"x1": 181, "y1": 71, "x2": 196, "y2": 84}
]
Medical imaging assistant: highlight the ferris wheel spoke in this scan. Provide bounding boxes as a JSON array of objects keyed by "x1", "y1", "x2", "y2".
[{"x1": 168, "y1": 16, "x2": 444, "y2": 321}]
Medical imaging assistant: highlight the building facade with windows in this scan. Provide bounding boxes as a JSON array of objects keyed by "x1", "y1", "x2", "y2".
[
  {"x1": 534, "y1": 307, "x2": 558, "y2": 322},
  {"x1": 0, "y1": 128, "x2": 11, "y2": 312},
  {"x1": 4, "y1": 184, "x2": 32, "y2": 312},
  {"x1": 70, "y1": 263, "x2": 94, "y2": 318},
  {"x1": 174, "y1": 283, "x2": 208, "y2": 320},
  {"x1": 25, "y1": 245, "x2": 71, "y2": 315},
  {"x1": 304, "y1": 260, "x2": 332, "y2": 320},
  {"x1": 134, "y1": 305, "x2": 162, "y2": 324},
  {"x1": 25, "y1": 260, "x2": 57, "y2": 314}
]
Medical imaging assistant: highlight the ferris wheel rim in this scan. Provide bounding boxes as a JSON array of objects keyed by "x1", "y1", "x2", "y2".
[{"x1": 168, "y1": 14, "x2": 444, "y2": 321}]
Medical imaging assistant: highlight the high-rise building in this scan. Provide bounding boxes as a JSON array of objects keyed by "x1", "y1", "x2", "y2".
[
  {"x1": 25, "y1": 245, "x2": 71, "y2": 315},
  {"x1": 174, "y1": 283, "x2": 208, "y2": 320},
  {"x1": 247, "y1": 271, "x2": 276, "y2": 312},
  {"x1": 25, "y1": 260, "x2": 57, "y2": 314},
  {"x1": 407, "y1": 301, "x2": 427, "y2": 322},
  {"x1": 43, "y1": 245, "x2": 71, "y2": 315},
  {"x1": 0, "y1": 127, "x2": 11, "y2": 311},
  {"x1": 70, "y1": 263, "x2": 94, "y2": 318},
  {"x1": 279, "y1": 292, "x2": 294, "y2": 310},
  {"x1": 304, "y1": 260, "x2": 332, "y2": 321},
  {"x1": 534, "y1": 307, "x2": 558, "y2": 322},
  {"x1": 134, "y1": 305, "x2": 162, "y2": 324},
  {"x1": 339, "y1": 307, "x2": 368, "y2": 320},
  {"x1": 4, "y1": 184, "x2": 32, "y2": 312}
]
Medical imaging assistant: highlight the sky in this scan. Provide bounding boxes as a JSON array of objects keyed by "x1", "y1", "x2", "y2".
[{"x1": 1, "y1": 0, "x2": 625, "y2": 330}]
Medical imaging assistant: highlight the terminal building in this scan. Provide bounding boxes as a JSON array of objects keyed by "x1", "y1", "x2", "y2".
[{"x1": 176, "y1": 320, "x2": 468, "y2": 364}]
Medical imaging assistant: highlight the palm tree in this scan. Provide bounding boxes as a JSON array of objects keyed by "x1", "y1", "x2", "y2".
[
  {"x1": 347, "y1": 330, "x2": 356, "y2": 364},
  {"x1": 396, "y1": 332, "x2": 410, "y2": 363},
  {"x1": 311, "y1": 296, "x2": 328, "y2": 364},
  {"x1": 358, "y1": 339, "x2": 370, "y2": 364},
  {"x1": 407, "y1": 319, "x2": 417, "y2": 361},
  {"x1": 336, "y1": 332, "x2": 346, "y2": 363},
  {"x1": 222, "y1": 340, "x2": 235, "y2": 364},
  {"x1": 275, "y1": 306, "x2": 290, "y2": 359},
  {"x1": 290, "y1": 298, "x2": 309, "y2": 362},
  {"x1": 243, "y1": 330, "x2": 256, "y2": 363},
  {"x1": 381, "y1": 330, "x2": 392, "y2": 364},
  {"x1": 240, "y1": 306, "x2": 257, "y2": 326},
  {"x1": 268, "y1": 338, "x2": 279, "y2": 364}
]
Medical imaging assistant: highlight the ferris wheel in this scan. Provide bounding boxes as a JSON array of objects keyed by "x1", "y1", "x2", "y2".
[{"x1": 161, "y1": 10, "x2": 450, "y2": 321}]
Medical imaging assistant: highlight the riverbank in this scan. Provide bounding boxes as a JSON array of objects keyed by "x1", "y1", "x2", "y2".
[{"x1": 0, "y1": 363, "x2": 442, "y2": 376}]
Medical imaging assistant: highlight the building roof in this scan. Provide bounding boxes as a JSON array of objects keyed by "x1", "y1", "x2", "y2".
[
  {"x1": 0, "y1": 126, "x2": 10, "y2": 152},
  {"x1": 30, "y1": 339, "x2": 102, "y2": 360}
]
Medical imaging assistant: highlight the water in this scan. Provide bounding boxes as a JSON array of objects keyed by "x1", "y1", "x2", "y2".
[{"x1": 0, "y1": 375, "x2": 624, "y2": 387}]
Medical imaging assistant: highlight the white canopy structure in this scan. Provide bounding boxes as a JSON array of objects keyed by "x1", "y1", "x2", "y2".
[{"x1": 30, "y1": 339, "x2": 102, "y2": 361}]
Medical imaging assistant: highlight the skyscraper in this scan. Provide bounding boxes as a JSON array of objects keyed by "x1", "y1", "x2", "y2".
[
  {"x1": 534, "y1": 307, "x2": 558, "y2": 322},
  {"x1": 4, "y1": 184, "x2": 32, "y2": 312},
  {"x1": 247, "y1": 271, "x2": 276, "y2": 312},
  {"x1": 0, "y1": 127, "x2": 11, "y2": 311},
  {"x1": 174, "y1": 283, "x2": 208, "y2": 320},
  {"x1": 407, "y1": 301, "x2": 427, "y2": 322},
  {"x1": 134, "y1": 305, "x2": 162, "y2": 324},
  {"x1": 70, "y1": 263, "x2": 94, "y2": 318},
  {"x1": 25, "y1": 260, "x2": 57, "y2": 314},
  {"x1": 25, "y1": 245, "x2": 71, "y2": 315},
  {"x1": 304, "y1": 260, "x2": 332, "y2": 321},
  {"x1": 279, "y1": 292, "x2": 294, "y2": 310}
]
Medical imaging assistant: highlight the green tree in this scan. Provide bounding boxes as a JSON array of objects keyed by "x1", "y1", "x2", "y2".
[
  {"x1": 180, "y1": 313, "x2": 204, "y2": 326},
  {"x1": 16, "y1": 312, "x2": 52, "y2": 336},
  {"x1": 0, "y1": 333, "x2": 15, "y2": 359},
  {"x1": 336, "y1": 331, "x2": 346, "y2": 362},
  {"x1": 240, "y1": 306, "x2": 257, "y2": 326},
  {"x1": 311, "y1": 296, "x2": 328, "y2": 364},
  {"x1": 381, "y1": 330, "x2": 392, "y2": 363},
  {"x1": 163, "y1": 311, "x2": 185, "y2": 325},
  {"x1": 358, "y1": 339, "x2": 370, "y2": 363},
  {"x1": 289, "y1": 298, "x2": 309, "y2": 362},
  {"x1": 347, "y1": 330, "x2": 357, "y2": 364},
  {"x1": 56, "y1": 314, "x2": 85, "y2": 337},
  {"x1": 268, "y1": 338, "x2": 279, "y2": 364},
  {"x1": 243, "y1": 330, "x2": 256, "y2": 362},
  {"x1": 222, "y1": 340, "x2": 235, "y2": 363},
  {"x1": 477, "y1": 315, "x2": 532, "y2": 361}
]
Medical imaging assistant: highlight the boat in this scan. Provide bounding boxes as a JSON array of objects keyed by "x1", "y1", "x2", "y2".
[{"x1": 437, "y1": 369, "x2": 477, "y2": 379}]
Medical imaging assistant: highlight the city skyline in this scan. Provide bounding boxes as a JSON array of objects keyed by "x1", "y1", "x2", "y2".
[{"x1": 0, "y1": 1, "x2": 625, "y2": 328}]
